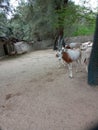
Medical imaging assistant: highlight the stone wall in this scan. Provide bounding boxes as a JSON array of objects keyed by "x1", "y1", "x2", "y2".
[
  {"x1": 33, "y1": 35, "x2": 94, "y2": 50},
  {"x1": 32, "y1": 39, "x2": 54, "y2": 50},
  {"x1": 66, "y1": 35, "x2": 93, "y2": 43}
]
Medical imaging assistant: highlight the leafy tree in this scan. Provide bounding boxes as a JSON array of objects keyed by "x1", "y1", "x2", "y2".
[
  {"x1": 6, "y1": 0, "x2": 97, "y2": 42},
  {"x1": 0, "y1": 13, "x2": 7, "y2": 35},
  {"x1": 9, "y1": 1, "x2": 34, "y2": 40},
  {"x1": 0, "y1": 0, "x2": 13, "y2": 37},
  {"x1": 0, "y1": 0, "x2": 10, "y2": 11}
]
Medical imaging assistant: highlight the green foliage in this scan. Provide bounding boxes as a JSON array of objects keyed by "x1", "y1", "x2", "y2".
[
  {"x1": 0, "y1": 12, "x2": 10, "y2": 36},
  {"x1": 8, "y1": 2, "x2": 34, "y2": 40},
  {"x1": 53, "y1": 1, "x2": 96, "y2": 37},
  {"x1": 0, "y1": 0, "x2": 13, "y2": 37},
  {"x1": 0, "y1": 0, "x2": 10, "y2": 12},
  {"x1": 74, "y1": 24, "x2": 95, "y2": 36},
  {"x1": 0, "y1": 0, "x2": 97, "y2": 41}
]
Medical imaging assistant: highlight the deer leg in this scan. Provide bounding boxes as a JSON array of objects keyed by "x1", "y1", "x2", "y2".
[
  {"x1": 75, "y1": 60, "x2": 79, "y2": 73},
  {"x1": 68, "y1": 63, "x2": 73, "y2": 78},
  {"x1": 76, "y1": 55, "x2": 83, "y2": 72},
  {"x1": 75, "y1": 59, "x2": 81, "y2": 72}
]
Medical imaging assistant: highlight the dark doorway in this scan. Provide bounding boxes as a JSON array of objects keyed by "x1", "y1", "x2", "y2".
[{"x1": 3, "y1": 44, "x2": 8, "y2": 55}]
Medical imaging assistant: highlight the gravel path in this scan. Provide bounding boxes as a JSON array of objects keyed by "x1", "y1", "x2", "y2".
[{"x1": 0, "y1": 49, "x2": 98, "y2": 130}]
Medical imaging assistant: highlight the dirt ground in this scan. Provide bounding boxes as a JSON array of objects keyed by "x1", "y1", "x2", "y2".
[{"x1": 0, "y1": 49, "x2": 98, "y2": 130}]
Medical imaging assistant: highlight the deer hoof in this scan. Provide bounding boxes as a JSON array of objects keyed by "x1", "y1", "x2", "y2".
[{"x1": 69, "y1": 75, "x2": 73, "y2": 78}]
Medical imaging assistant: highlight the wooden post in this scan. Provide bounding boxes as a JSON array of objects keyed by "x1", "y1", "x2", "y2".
[{"x1": 88, "y1": 15, "x2": 98, "y2": 86}]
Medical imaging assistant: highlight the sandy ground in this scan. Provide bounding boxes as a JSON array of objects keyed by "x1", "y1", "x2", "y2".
[{"x1": 0, "y1": 49, "x2": 98, "y2": 130}]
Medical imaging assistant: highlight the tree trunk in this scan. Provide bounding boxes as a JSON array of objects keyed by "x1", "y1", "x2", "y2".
[
  {"x1": 53, "y1": 0, "x2": 68, "y2": 50},
  {"x1": 88, "y1": 15, "x2": 98, "y2": 86}
]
